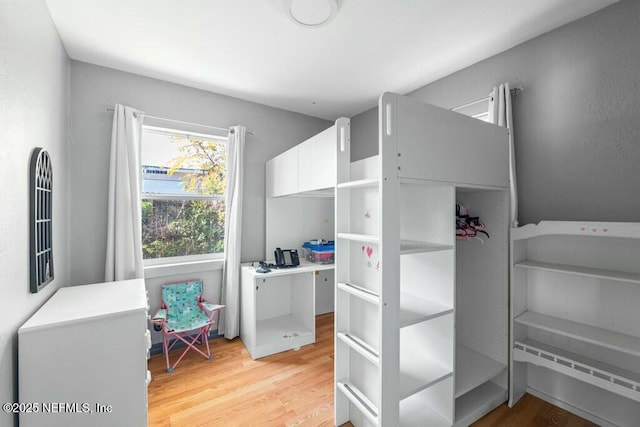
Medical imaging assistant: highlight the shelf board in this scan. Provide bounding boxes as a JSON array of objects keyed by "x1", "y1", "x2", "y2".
[
  {"x1": 337, "y1": 331, "x2": 380, "y2": 366},
  {"x1": 294, "y1": 188, "x2": 334, "y2": 197},
  {"x1": 336, "y1": 235, "x2": 452, "y2": 254},
  {"x1": 455, "y1": 344, "x2": 506, "y2": 398},
  {"x1": 514, "y1": 311, "x2": 640, "y2": 358},
  {"x1": 515, "y1": 260, "x2": 640, "y2": 284},
  {"x1": 400, "y1": 293, "x2": 453, "y2": 328},
  {"x1": 513, "y1": 221, "x2": 640, "y2": 241},
  {"x1": 400, "y1": 397, "x2": 450, "y2": 427},
  {"x1": 255, "y1": 315, "x2": 313, "y2": 349},
  {"x1": 337, "y1": 178, "x2": 379, "y2": 189},
  {"x1": 514, "y1": 339, "x2": 640, "y2": 402},
  {"x1": 400, "y1": 240, "x2": 453, "y2": 255},
  {"x1": 337, "y1": 232, "x2": 379, "y2": 244},
  {"x1": 337, "y1": 282, "x2": 380, "y2": 305},
  {"x1": 336, "y1": 380, "x2": 379, "y2": 426},
  {"x1": 455, "y1": 381, "x2": 507, "y2": 426},
  {"x1": 400, "y1": 351, "x2": 453, "y2": 400}
]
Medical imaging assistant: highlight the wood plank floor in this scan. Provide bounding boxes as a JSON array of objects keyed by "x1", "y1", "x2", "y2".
[
  {"x1": 148, "y1": 313, "x2": 596, "y2": 426},
  {"x1": 472, "y1": 394, "x2": 597, "y2": 427},
  {"x1": 148, "y1": 313, "x2": 335, "y2": 426}
]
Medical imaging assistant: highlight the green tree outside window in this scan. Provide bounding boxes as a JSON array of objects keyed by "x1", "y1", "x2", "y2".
[{"x1": 141, "y1": 136, "x2": 227, "y2": 259}]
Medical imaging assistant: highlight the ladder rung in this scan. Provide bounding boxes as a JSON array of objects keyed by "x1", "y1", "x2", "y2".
[
  {"x1": 337, "y1": 332, "x2": 380, "y2": 365},
  {"x1": 337, "y1": 380, "x2": 379, "y2": 425},
  {"x1": 337, "y1": 282, "x2": 380, "y2": 305},
  {"x1": 337, "y1": 178, "x2": 379, "y2": 189}
]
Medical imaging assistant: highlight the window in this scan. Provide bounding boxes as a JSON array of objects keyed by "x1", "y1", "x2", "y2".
[
  {"x1": 141, "y1": 126, "x2": 227, "y2": 263},
  {"x1": 452, "y1": 99, "x2": 491, "y2": 122}
]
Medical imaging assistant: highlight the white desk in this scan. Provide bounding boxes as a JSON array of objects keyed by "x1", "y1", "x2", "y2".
[{"x1": 240, "y1": 261, "x2": 334, "y2": 359}]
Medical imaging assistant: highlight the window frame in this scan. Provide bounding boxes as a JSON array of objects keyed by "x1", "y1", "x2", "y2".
[{"x1": 140, "y1": 125, "x2": 228, "y2": 266}]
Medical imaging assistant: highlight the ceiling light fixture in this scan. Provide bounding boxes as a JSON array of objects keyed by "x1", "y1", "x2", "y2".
[{"x1": 286, "y1": 0, "x2": 338, "y2": 28}]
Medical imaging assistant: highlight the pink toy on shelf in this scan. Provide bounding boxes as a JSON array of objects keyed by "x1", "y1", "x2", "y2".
[{"x1": 456, "y1": 204, "x2": 490, "y2": 242}]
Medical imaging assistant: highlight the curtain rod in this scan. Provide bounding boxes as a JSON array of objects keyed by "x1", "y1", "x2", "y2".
[
  {"x1": 106, "y1": 108, "x2": 255, "y2": 136},
  {"x1": 450, "y1": 86, "x2": 522, "y2": 112}
]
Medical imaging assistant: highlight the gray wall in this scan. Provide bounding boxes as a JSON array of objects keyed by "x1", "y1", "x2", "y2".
[
  {"x1": 352, "y1": 0, "x2": 640, "y2": 225},
  {"x1": 0, "y1": 1, "x2": 71, "y2": 426},
  {"x1": 68, "y1": 62, "x2": 331, "y2": 343},
  {"x1": 68, "y1": 62, "x2": 331, "y2": 287}
]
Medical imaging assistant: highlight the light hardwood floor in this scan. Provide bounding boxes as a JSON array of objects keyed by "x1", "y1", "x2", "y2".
[
  {"x1": 148, "y1": 313, "x2": 596, "y2": 426},
  {"x1": 472, "y1": 394, "x2": 597, "y2": 427}
]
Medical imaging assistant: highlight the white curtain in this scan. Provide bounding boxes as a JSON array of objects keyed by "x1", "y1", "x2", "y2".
[
  {"x1": 220, "y1": 125, "x2": 246, "y2": 339},
  {"x1": 488, "y1": 84, "x2": 518, "y2": 227},
  {"x1": 105, "y1": 104, "x2": 145, "y2": 281}
]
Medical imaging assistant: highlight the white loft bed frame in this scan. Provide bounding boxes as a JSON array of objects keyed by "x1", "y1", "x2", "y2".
[
  {"x1": 262, "y1": 90, "x2": 638, "y2": 426},
  {"x1": 334, "y1": 93, "x2": 511, "y2": 426}
]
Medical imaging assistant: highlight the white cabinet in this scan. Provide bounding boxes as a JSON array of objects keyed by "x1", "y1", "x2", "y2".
[
  {"x1": 298, "y1": 126, "x2": 337, "y2": 193},
  {"x1": 19, "y1": 279, "x2": 149, "y2": 427},
  {"x1": 266, "y1": 121, "x2": 342, "y2": 198},
  {"x1": 510, "y1": 221, "x2": 640, "y2": 426},
  {"x1": 266, "y1": 145, "x2": 298, "y2": 197},
  {"x1": 240, "y1": 262, "x2": 334, "y2": 359},
  {"x1": 334, "y1": 93, "x2": 510, "y2": 427}
]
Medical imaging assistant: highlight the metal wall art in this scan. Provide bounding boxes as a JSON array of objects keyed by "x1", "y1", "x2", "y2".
[{"x1": 30, "y1": 148, "x2": 54, "y2": 293}]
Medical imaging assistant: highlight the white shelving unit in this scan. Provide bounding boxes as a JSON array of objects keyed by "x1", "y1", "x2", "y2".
[
  {"x1": 334, "y1": 93, "x2": 510, "y2": 426},
  {"x1": 510, "y1": 221, "x2": 640, "y2": 426}
]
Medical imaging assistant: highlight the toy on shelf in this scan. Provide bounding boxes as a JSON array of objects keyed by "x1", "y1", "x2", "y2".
[{"x1": 456, "y1": 204, "x2": 489, "y2": 242}]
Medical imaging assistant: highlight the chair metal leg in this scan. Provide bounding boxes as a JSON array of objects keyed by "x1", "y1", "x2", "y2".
[
  {"x1": 166, "y1": 329, "x2": 213, "y2": 372},
  {"x1": 204, "y1": 326, "x2": 212, "y2": 360},
  {"x1": 163, "y1": 331, "x2": 171, "y2": 373}
]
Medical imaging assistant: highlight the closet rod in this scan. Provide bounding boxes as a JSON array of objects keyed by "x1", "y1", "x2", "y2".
[
  {"x1": 105, "y1": 108, "x2": 255, "y2": 136},
  {"x1": 450, "y1": 86, "x2": 522, "y2": 112}
]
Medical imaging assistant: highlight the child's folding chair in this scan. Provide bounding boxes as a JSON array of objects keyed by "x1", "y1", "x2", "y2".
[{"x1": 151, "y1": 279, "x2": 225, "y2": 373}]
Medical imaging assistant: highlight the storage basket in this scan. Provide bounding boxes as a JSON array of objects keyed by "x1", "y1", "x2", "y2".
[{"x1": 302, "y1": 241, "x2": 335, "y2": 264}]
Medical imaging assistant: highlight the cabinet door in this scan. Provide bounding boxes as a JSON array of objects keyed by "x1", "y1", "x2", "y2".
[
  {"x1": 298, "y1": 126, "x2": 336, "y2": 193},
  {"x1": 315, "y1": 269, "x2": 335, "y2": 315},
  {"x1": 266, "y1": 146, "x2": 298, "y2": 197}
]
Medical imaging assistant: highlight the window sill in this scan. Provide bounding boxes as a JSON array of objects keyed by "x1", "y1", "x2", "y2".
[{"x1": 144, "y1": 258, "x2": 225, "y2": 279}]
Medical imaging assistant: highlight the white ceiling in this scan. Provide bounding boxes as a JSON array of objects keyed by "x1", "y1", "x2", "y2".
[{"x1": 46, "y1": 0, "x2": 617, "y2": 120}]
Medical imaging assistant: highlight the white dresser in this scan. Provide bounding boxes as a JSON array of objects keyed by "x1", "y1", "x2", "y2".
[{"x1": 19, "y1": 279, "x2": 150, "y2": 427}]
